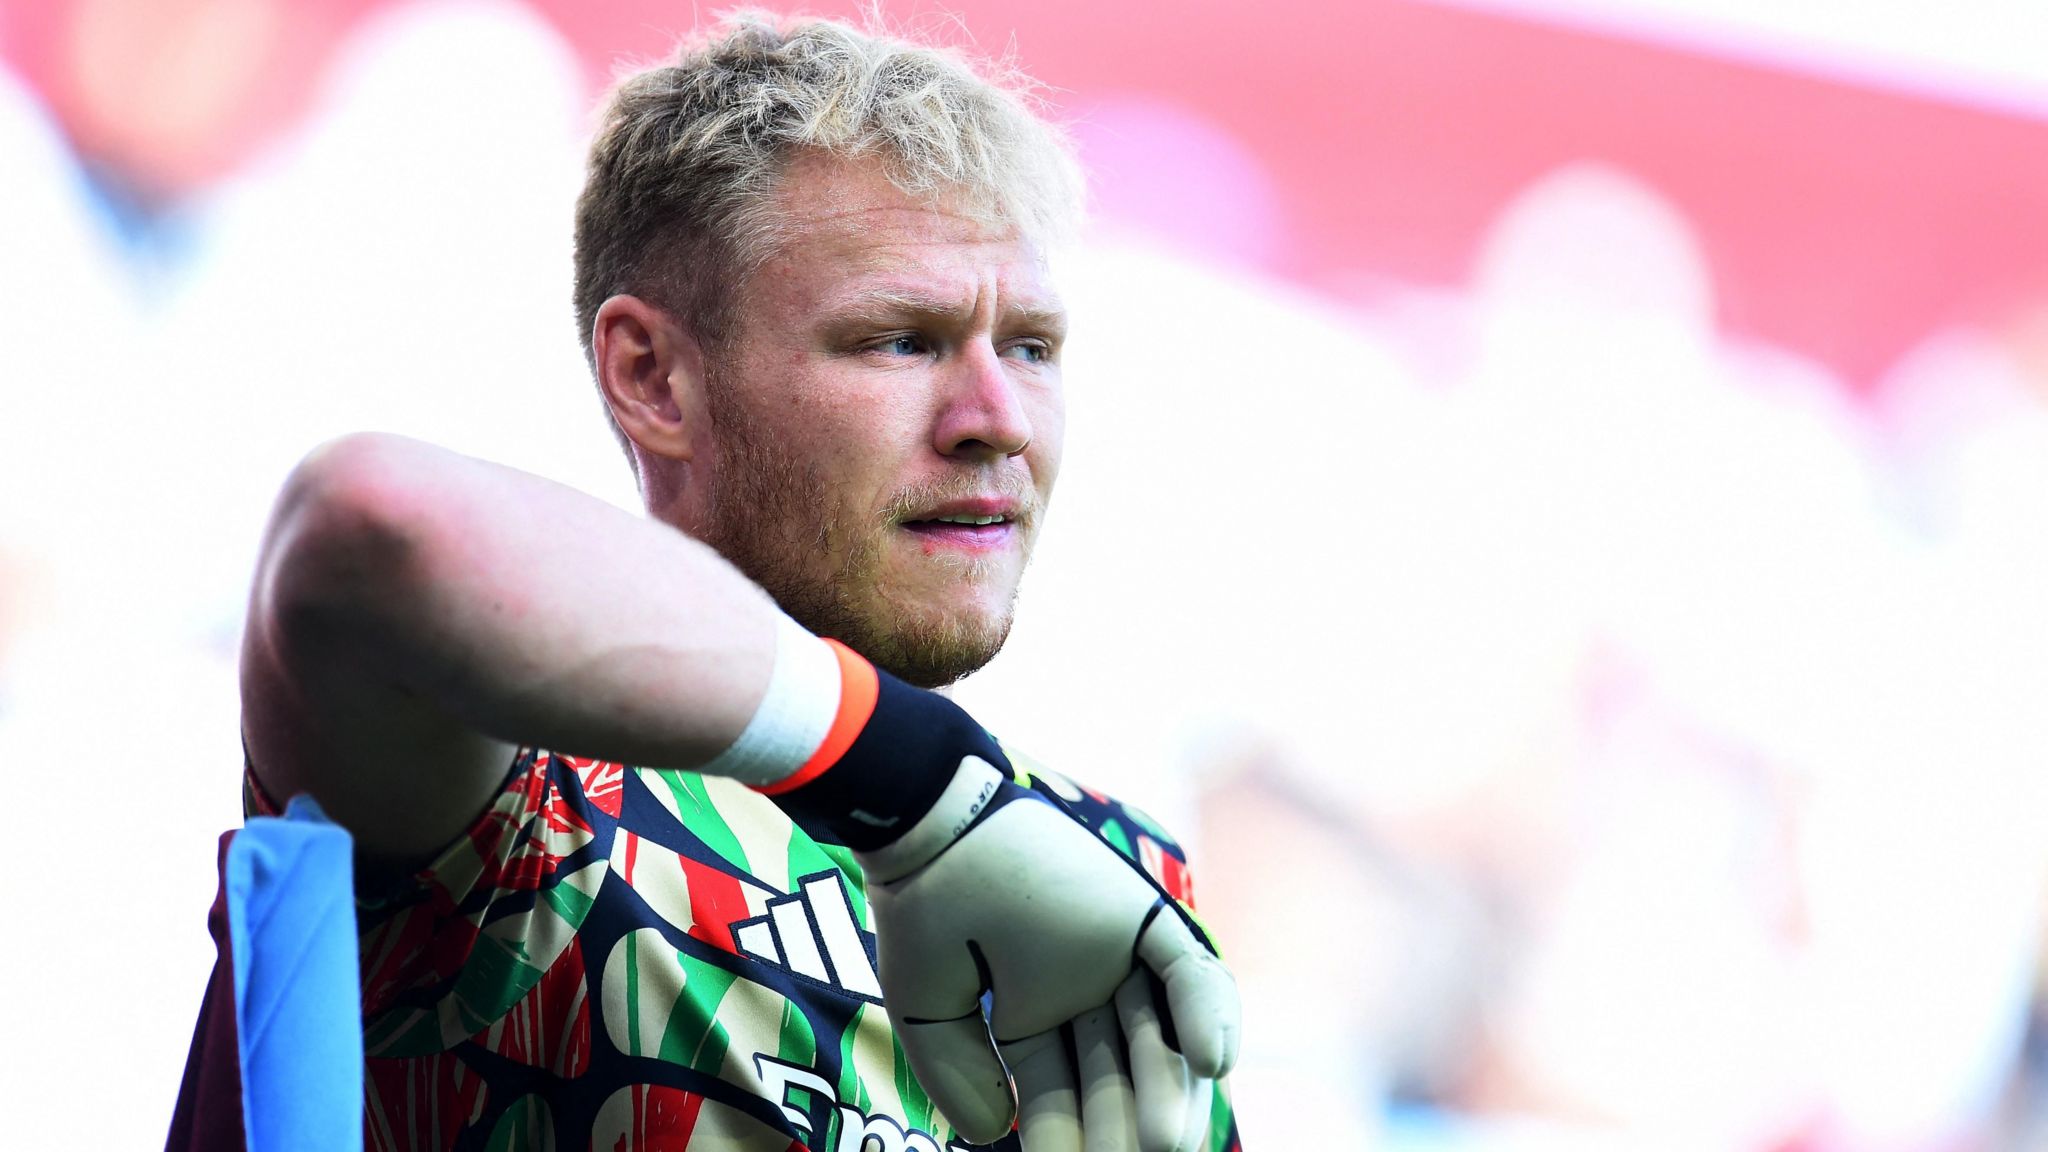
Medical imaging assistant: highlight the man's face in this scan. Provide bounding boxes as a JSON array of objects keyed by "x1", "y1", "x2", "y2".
[{"x1": 689, "y1": 153, "x2": 1067, "y2": 687}]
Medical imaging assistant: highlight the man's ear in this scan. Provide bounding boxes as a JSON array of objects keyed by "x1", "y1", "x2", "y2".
[{"x1": 593, "y1": 294, "x2": 708, "y2": 463}]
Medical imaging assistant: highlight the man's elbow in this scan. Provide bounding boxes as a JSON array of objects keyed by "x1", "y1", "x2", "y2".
[{"x1": 257, "y1": 432, "x2": 447, "y2": 633}]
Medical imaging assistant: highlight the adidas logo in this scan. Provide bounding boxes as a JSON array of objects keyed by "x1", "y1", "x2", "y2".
[{"x1": 731, "y1": 870, "x2": 884, "y2": 1002}]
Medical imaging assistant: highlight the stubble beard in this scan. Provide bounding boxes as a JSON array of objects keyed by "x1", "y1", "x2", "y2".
[{"x1": 700, "y1": 380, "x2": 1025, "y2": 688}]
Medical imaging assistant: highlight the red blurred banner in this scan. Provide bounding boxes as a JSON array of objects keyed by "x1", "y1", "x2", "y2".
[{"x1": 10, "y1": 0, "x2": 2048, "y2": 387}]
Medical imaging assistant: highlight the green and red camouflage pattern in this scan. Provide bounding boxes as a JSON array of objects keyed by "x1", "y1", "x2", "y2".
[{"x1": 248, "y1": 746, "x2": 1242, "y2": 1152}]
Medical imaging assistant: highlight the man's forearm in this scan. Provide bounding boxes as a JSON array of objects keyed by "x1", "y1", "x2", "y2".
[{"x1": 243, "y1": 432, "x2": 780, "y2": 853}]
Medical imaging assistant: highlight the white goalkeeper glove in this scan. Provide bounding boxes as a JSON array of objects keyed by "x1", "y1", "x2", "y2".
[
  {"x1": 741, "y1": 628, "x2": 1239, "y2": 1151},
  {"x1": 858, "y1": 756, "x2": 1238, "y2": 1152}
]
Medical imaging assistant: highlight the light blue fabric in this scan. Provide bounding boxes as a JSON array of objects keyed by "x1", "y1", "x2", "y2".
[{"x1": 225, "y1": 794, "x2": 363, "y2": 1152}]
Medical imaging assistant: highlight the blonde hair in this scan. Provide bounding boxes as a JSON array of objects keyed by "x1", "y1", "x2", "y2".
[{"x1": 572, "y1": 10, "x2": 1084, "y2": 416}]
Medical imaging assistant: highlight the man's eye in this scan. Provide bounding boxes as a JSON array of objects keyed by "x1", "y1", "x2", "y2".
[
  {"x1": 1003, "y1": 341, "x2": 1051, "y2": 364},
  {"x1": 875, "y1": 334, "x2": 928, "y2": 357}
]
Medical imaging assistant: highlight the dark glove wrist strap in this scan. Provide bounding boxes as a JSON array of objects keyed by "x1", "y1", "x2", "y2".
[{"x1": 766, "y1": 659, "x2": 1010, "y2": 852}]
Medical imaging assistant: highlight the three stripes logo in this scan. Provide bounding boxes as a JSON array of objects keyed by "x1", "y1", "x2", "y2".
[{"x1": 730, "y1": 870, "x2": 884, "y2": 1003}]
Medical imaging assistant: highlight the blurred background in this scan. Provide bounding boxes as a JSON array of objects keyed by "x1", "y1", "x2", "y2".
[{"x1": 6, "y1": 0, "x2": 2048, "y2": 1147}]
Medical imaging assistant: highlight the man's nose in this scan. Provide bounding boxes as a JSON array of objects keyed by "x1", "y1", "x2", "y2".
[{"x1": 932, "y1": 344, "x2": 1032, "y2": 461}]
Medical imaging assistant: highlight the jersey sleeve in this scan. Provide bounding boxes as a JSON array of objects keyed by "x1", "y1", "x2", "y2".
[{"x1": 241, "y1": 748, "x2": 615, "y2": 1042}]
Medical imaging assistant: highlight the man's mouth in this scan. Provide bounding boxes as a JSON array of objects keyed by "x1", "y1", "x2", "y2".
[
  {"x1": 899, "y1": 511, "x2": 1018, "y2": 552},
  {"x1": 923, "y1": 513, "x2": 1008, "y2": 526}
]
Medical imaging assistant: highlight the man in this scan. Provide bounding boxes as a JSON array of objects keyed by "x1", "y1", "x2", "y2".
[{"x1": 175, "y1": 13, "x2": 1240, "y2": 1152}]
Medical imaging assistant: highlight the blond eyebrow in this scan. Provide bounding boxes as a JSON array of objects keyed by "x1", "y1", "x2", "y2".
[{"x1": 830, "y1": 286, "x2": 1068, "y2": 335}]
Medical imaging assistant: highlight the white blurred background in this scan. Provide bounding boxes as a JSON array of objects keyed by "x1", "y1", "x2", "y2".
[{"x1": 5, "y1": 0, "x2": 2048, "y2": 1148}]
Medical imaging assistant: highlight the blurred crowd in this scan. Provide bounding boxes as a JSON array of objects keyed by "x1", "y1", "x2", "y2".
[{"x1": 4, "y1": 1, "x2": 2048, "y2": 1149}]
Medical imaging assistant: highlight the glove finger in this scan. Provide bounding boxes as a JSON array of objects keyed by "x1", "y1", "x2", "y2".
[
  {"x1": 1138, "y1": 907, "x2": 1242, "y2": 1079},
  {"x1": 1115, "y1": 969, "x2": 1197, "y2": 1152},
  {"x1": 1180, "y1": 1076, "x2": 1216, "y2": 1152},
  {"x1": 1072, "y1": 1001, "x2": 1136, "y2": 1152},
  {"x1": 899, "y1": 1013, "x2": 1016, "y2": 1145},
  {"x1": 1002, "y1": 1027, "x2": 1083, "y2": 1152}
]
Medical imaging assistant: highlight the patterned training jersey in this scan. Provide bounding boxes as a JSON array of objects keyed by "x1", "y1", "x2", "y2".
[{"x1": 244, "y1": 747, "x2": 1242, "y2": 1152}]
